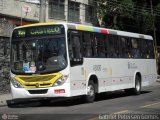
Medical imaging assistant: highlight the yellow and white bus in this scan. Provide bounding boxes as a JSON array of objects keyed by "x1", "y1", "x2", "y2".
[{"x1": 10, "y1": 22, "x2": 157, "y2": 102}]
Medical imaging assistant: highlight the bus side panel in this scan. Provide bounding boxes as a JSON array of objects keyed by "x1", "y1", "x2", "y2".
[
  {"x1": 83, "y1": 59, "x2": 135, "y2": 92},
  {"x1": 69, "y1": 58, "x2": 157, "y2": 96},
  {"x1": 70, "y1": 66, "x2": 87, "y2": 96}
]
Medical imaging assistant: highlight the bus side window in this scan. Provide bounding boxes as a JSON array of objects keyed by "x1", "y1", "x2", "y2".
[
  {"x1": 120, "y1": 37, "x2": 130, "y2": 58},
  {"x1": 108, "y1": 35, "x2": 119, "y2": 58},
  {"x1": 72, "y1": 36, "x2": 82, "y2": 59},
  {"x1": 141, "y1": 39, "x2": 145, "y2": 58},
  {"x1": 104, "y1": 35, "x2": 108, "y2": 57},
  {"x1": 142, "y1": 40, "x2": 149, "y2": 58},
  {"x1": 131, "y1": 38, "x2": 140, "y2": 58},
  {"x1": 68, "y1": 30, "x2": 83, "y2": 66},
  {"x1": 114, "y1": 36, "x2": 120, "y2": 58},
  {"x1": 95, "y1": 33, "x2": 107, "y2": 58},
  {"x1": 108, "y1": 35, "x2": 113, "y2": 58},
  {"x1": 83, "y1": 32, "x2": 93, "y2": 57},
  {"x1": 120, "y1": 37, "x2": 126, "y2": 58},
  {"x1": 126, "y1": 38, "x2": 132, "y2": 58},
  {"x1": 137, "y1": 39, "x2": 143, "y2": 58},
  {"x1": 148, "y1": 41, "x2": 154, "y2": 59}
]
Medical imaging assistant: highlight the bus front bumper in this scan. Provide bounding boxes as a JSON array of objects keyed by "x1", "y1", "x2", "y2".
[{"x1": 11, "y1": 83, "x2": 71, "y2": 99}]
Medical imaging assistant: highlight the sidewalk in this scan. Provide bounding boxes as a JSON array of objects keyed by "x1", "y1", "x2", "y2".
[{"x1": 0, "y1": 93, "x2": 12, "y2": 107}]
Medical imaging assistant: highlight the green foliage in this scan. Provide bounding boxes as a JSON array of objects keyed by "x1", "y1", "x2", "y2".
[{"x1": 95, "y1": 0, "x2": 159, "y2": 34}]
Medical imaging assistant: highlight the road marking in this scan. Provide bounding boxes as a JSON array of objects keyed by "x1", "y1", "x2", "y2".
[
  {"x1": 88, "y1": 109, "x2": 128, "y2": 120},
  {"x1": 112, "y1": 110, "x2": 129, "y2": 114},
  {"x1": 140, "y1": 102, "x2": 160, "y2": 108}
]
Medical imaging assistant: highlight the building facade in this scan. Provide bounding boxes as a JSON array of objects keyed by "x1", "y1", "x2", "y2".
[
  {"x1": 0, "y1": 1, "x2": 39, "y2": 89},
  {"x1": 47, "y1": 0, "x2": 95, "y2": 25},
  {"x1": 0, "y1": 0, "x2": 95, "y2": 94}
]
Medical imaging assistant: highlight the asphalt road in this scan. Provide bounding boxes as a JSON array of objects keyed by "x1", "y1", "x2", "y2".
[{"x1": 0, "y1": 82, "x2": 160, "y2": 120}]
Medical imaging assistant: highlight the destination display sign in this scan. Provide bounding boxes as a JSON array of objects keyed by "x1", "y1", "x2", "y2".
[{"x1": 12, "y1": 25, "x2": 64, "y2": 39}]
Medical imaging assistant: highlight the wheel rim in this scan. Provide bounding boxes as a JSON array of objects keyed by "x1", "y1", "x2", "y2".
[{"x1": 87, "y1": 84, "x2": 95, "y2": 97}]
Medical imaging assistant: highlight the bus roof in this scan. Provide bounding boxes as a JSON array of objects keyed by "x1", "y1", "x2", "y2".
[{"x1": 15, "y1": 22, "x2": 153, "y2": 40}]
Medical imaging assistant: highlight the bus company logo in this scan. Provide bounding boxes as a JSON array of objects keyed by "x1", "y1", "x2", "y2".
[
  {"x1": 2, "y1": 114, "x2": 8, "y2": 120},
  {"x1": 93, "y1": 65, "x2": 101, "y2": 71},
  {"x1": 35, "y1": 83, "x2": 39, "y2": 88},
  {"x1": 128, "y1": 62, "x2": 138, "y2": 69}
]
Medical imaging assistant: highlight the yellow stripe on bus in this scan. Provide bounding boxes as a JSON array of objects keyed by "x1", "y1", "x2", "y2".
[{"x1": 16, "y1": 22, "x2": 58, "y2": 29}]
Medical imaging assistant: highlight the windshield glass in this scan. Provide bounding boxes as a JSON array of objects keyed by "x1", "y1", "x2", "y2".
[{"x1": 11, "y1": 25, "x2": 67, "y2": 74}]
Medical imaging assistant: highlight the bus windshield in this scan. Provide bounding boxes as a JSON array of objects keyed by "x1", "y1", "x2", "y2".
[{"x1": 11, "y1": 25, "x2": 67, "y2": 74}]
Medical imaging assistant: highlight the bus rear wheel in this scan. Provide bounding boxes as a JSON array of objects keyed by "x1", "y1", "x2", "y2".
[
  {"x1": 133, "y1": 75, "x2": 141, "y2": 95},
  {"x1": 85, "y1": 81, "x2": 96, "y2": 103},
  {"x1": 125, "y1": 75, "x2": 141, "y2": 95}
]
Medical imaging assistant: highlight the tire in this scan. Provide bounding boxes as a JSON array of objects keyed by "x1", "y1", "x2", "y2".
[
  {"x1": 133, "y1": 75, "x2": 141, "y2": 95},
  {"x1": 125, "y1": 75, "x2": 141, "y2": 95},
  {"x1": 85, "y1": 81, "x2": 96, "y2": 103}
]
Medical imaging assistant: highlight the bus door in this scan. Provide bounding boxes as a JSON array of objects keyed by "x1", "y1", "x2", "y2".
[{"x1": 68, "y1": 30, "x2": 85, "y2": 81}]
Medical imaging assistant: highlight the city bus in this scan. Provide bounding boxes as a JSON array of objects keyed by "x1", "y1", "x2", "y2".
[{"x1": 10, "y1": 22, "x2": 157, "y2": 103}]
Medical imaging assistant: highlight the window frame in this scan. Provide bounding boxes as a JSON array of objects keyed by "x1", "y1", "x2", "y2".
[
  {"x1": 68, "y1": 1, "x2": 80, "y2": 23},
  {"x1": 85, "y1": 5, "x2": 94, "y2": 23},
  {"x1": 68, "y1": 29, "x2": 83, "y2": 67},
  {"x1": 48, "y1": 0, "x2": 65, "y2": 20}
]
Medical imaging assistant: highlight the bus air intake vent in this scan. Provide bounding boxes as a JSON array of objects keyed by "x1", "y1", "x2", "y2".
[{"x1": 28, "y1": 89, "x2": 48, "y2": 94}]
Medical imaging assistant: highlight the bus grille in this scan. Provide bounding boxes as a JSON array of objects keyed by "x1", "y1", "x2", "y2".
[
  {"x1": 28, "y1": 89, "x2": 48, "y2": 94},
  {"x1": 19, "y1": 75, "x2": 55, "y2": 82},
  {"x1": 15, "y1": 73, "x2": 62, "y2": 88},
  {"x1": 25, "y1": 83, "x2": 51, "y2": 88}
]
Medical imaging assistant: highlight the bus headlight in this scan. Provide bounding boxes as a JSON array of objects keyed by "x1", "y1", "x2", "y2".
[
  {"x1": 11, "y1": 79, "x2": 23, "y2": 88},
  {"x1": 53, "y1": 77, "x2": 65, "y2": 86}
]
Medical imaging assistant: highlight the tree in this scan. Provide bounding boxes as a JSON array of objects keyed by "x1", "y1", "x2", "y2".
[
  {"x1": 154, "y1": 1, "x2": 160, "y2": 45},
  {"x1": 95, "y1": 0, "x2": 158, "y2": 35},
  {"x1": 95, "y1": 0, "x2": 135, "y2": 29}
]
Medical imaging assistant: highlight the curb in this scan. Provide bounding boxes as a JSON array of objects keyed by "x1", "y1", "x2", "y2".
[
  {"x1": 0, "y1": 100, "x2": 7, "y2": 107},
  {"x1": 0, "y1": 94, "x2": 12, "y2": 107}
]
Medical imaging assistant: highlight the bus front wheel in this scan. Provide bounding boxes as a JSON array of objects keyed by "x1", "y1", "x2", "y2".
[{"x1": 85, "y1": 81, "x2": 96, "y2": 103}]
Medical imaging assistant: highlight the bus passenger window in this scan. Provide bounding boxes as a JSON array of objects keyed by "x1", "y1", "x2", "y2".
[
  {"x1": 108, "y1": 35, "x2": 120, "y2": 58},
  {"x1": 143, "y1": 40, "x2": 149, "y2": 58},
  {"x1": 121, "y1": 37, "x2": 126, "y2": 58},
  {"x1": 126, "y1": 38, "x2": 132, "y2": 58},
  {"x1": 95, "y1": 34, "x2": 106, "y2": 58},
  {"x1": 72, "y1": 36, "x2": 82, "y2": 59},
  {"x1": 120, "y1": 37, "x2": 132, "y2": 58},
  {"x1": 131, "y1": 39, "x2": 140, "y2": 58},
  {"x1": 83, "y1": 32, "x2": 92, "y2": 57},
  {"x1": 148, "y1": 41, "x2": 154, "y2": 59}
]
